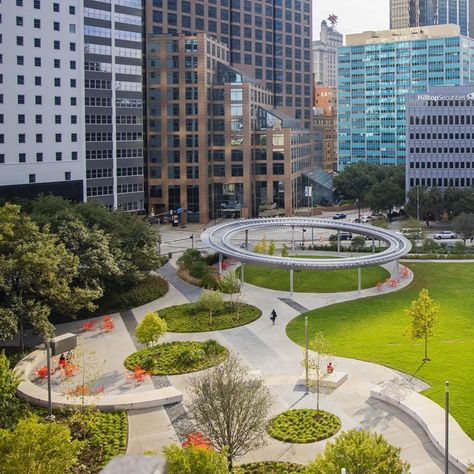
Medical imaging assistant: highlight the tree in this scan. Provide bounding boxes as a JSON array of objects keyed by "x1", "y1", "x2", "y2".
[
  {"x1": 163, "y1": 443, "x2": 228, "y2": 474},
  {"x1": 135, "y1": 311, "x2": 167, "y2": 347},
  {"x1": 351, "y1": 236, "x2": 366, "y2": 252},
  {"x1": 400, "y1": 217, "x2": 424, "y2": 243},
  {"x1": 333, "y1": 162, "x2": 377, "y2": 203},
  {"x1": 365, "y1": 179, "x2": 405, "y2": 218},
  {"x1": 443, "y1": 187, "x2": 474, "y2": 218},
  {"x1": 0, "y1": 415, "x2": 83, "y2": 474},
  {"x1": 197, "y1": 290, "x2": 225, "y2": 325},
  {"x1": 281, "y1": 243, "x2": 289, "y2": 257},
  {"x1": 218, "y1": 273, "x2": 241, "y2": 307},
  {"x1": 452, "y1": 213, "x2": 474, "y2": 244},
  {"x1": 305, "y1": 429, "x2": 410, "y2": 474},
  {"x1": 405, "y1": 288, "x2": 440, "y2": 362},
  {"x1": 177, "y1": 249, "x2": 203, "y2": 270},
  {"x1": 406, "y1": 187, "x2": 444, "y2": 226},
  {"x1": 0, "y1": 351, "x2": 28, "y2": 429},
  {"x1": 0, "y1": 204, "x2": 99, "y2": 351},
  {"x1": 268, "y1": 240, "x2": 276, "y2": 256},
  {"x1": 302, "y1": 332, "x2": 333, "y2": 413},
  {"x1": 188, "y1": 353, "x2": 273, "y2": 469}
]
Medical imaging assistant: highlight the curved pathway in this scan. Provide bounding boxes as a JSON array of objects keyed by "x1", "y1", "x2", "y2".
[{"x1": 45, "y1": 259, "x2": 464, "y2": 472}]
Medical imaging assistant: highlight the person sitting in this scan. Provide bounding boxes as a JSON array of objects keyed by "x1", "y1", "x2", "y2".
[
  {"x1": 326, "y1": 362, "x2": 334, "y2": 374},
  {"x1": 59, "y1": 353, "x2": 67, "y2": 368}
]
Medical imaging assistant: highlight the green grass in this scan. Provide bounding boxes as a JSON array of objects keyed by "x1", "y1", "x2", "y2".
[
  {"x1": 234, "y1": 461, "x2": 306, "y2": 473},
  {"x1": 267, "y1": 409, "x2": 341, "y2": 443},
  {"x1": 124, "y1": 340, "x2": 228, "y2": 375},
  {"x1": 236, "y1": 263, "x2": 389, "y2": 293},
  {"x1": 286, "y1": 263, "x2": 474, "y2": 439},
  {"x1": 159, "y1": 302, "x2": 261, "y2": 332}
]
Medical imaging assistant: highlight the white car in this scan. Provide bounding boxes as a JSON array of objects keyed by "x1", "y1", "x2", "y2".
[{"x1": 433, "y1": 231, "x2": 458, "y2": 240}]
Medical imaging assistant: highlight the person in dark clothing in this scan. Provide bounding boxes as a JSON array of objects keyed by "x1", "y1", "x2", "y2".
[{"x1": 270, "y1": 309, "x2": 277, "y2": 325}]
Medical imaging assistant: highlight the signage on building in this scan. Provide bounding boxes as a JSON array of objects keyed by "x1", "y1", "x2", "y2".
[{"x1": 417, "y1": 92, "x2": 474, "y2": 101}]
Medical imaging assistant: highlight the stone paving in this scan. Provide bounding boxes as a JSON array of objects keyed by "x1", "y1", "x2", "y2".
[{"x1": 42, "y1": 230, "x2": 467, "y2": 472}]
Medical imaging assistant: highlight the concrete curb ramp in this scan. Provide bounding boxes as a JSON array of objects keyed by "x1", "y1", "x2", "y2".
[
  {"x1": 14, "y1": 350, "x2": 183, "y2": 411},
  {"x1": 371, "y1": 379, "x2": 474, "y2": 473}
]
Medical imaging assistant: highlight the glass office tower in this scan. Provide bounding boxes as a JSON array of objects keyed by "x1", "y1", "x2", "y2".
[{"x1": 337, "y1": 25, "x2": 474, "y2": 169}]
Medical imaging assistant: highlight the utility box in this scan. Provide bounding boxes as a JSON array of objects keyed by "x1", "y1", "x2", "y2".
[{"x1": 50, "y1": 333, "x2": 77, "y2": 356}]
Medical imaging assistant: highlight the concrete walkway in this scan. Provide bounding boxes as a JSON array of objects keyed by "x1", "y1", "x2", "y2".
[{"x1": 46, "y1": 258, "x2": 467, "y2": 472}]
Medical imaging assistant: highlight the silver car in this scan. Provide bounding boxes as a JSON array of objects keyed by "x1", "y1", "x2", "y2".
[{"x1": 433, "y1": 231, "x2": 458, "y2": 240}]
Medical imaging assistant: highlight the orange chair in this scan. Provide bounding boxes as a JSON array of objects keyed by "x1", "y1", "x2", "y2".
[
  {"x1": 34, "y1": 367, "x2": 48, "y2": 380},
  {"x1": 95, "y1": 384, "x2": 105, "y2": 394},
  {"x1": 63, "y1": 364, "x2": 78, "y2": 378},
  {"x1": 102, "y1": 320, "x2": 115, "y2": 332}
]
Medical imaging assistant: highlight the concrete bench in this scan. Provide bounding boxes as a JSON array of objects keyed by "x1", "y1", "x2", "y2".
[
  {"x1": 297, "y1": 370, "x2": 347, "y2": 389},
  {"x1": 371, "y1": 379, "x2": 474, "y2": 472},
  {"x1": 14, "y1": 350, "x2": 183, "y2": 412}
]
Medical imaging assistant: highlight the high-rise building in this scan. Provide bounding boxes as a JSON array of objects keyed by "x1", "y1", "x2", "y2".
[
  {"x1": 83, "y1": 0, "x2": 145, "y2": 212},
  {"x1": 337, "y1": 25, "x2": 474, "y2": 170},
  {"x1": 314, "y1": 86, "x2": 337, "y2": 172},
  {"x1": 406, "y1": 85, "x2": 474, "y2": 193},
  {"x1": 0, "y1": 0, "x2": 85, "y2": 202},
  {"x1": 146, "y1": 34, "x2": 312, "y2": 222},
  {"x1": 312, "y1": 20, "x2": 343, "y2": 88},
  {"x1": 390, "y1": 0, "x2": 474, "y2": 37},
  {"x1": 146, "y1": 0, "x2": 313, "y2": 129},
  {"x1": 144, "y1": 1, "x2": 314, "y2": 223}
]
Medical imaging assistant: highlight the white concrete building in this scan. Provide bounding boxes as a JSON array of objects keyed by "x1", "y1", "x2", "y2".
[
  {"x1": 0, "y1": 0, "x2": 86, "y2": 201},
  {"x1": 312, "y1": 20, "x2": 343, "y2": 88}
]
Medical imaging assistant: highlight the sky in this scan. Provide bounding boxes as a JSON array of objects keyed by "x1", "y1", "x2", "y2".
[{"x1": 314, "y1": 0, "x2": 390, "y2": 40}]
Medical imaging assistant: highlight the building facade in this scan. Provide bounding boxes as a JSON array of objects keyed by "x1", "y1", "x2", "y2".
[
  {"x1": 0, "y1": 0, "x2": 85, "y2": 202},
  {"x1": 146, "y1": 34, "x2": 312, "y2": 223},
  {"x1": 406, "y1": 85, "x2": 474, "y2": 193},
  {"x1": 337, "y1": 25, "x2": 474, "y2": 170},
  {"x1": 390, "y1": 0, "x2": 474, "y2": 37},
  {"x1": 145, "y1": 0, "x2": 313, "y2": 129},
  {"x1": 312, "y1": 20, "x2": 343, "y2": 88},
  {"x1": 83, "y1": 0, "x2": 145, "y2": 211}
]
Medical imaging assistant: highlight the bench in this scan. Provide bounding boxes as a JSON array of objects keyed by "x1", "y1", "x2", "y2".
[{"x1": 296, "y1": 370, "x2": 347, "y2": 389}]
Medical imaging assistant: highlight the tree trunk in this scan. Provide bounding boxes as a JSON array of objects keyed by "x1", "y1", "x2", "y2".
[
  {"x1": 19, "y1": 319, "x2": 25, "y2": 353},
  {"x1": 227, "y1": 453, "x2": 233, "y2": 472},
  {"x1": 424, "y1": 335, "x2": 429, "y2": 361}
]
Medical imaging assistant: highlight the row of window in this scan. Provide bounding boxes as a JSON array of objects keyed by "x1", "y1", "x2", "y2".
[
  {"x1": 409, "y1": 177, "x2": 473, "y2": 187},
  {"x1": 409, "y1": 147, "x2": 474, "y2": 154},
  {"x1": 11, "y1": 114, "x2": 77, "y2": 125},
  {"x1": 409, "y1": 161, "x2": 474, "y2": 169},
  {"x1": 86, "y1": 132, "x2": 143, "y2": 142},
  {"x1": 15, "y1": 0, "x2": 76, "y2": 14},
  {"x1": 15, "y1": 16, "x2": 76, "y2": 33},
  {"x1": 85, "y1": 115, "x2": 143, "y2": 125},
  {"x1": 409, "y1": 114, "x2": 474, "y2": 125},
  {"x1": 409, "y1": 132, "x2": 474, "y2": 140},
  {"x1": 85, "y1": 167, "x2": 144, "y2": 179},
  {"x1": 26, "y1": 172, "x2": 72, "y2": 184},
  {"x1": 0, "y1": 151, "x2": 78, "y2": 163},
  {"x1": 4, "y1": 133, "x2": 77, "y2": 144},
  {"x1": 15, "y1": 56, "x2": 73, "y2": 69},
  {"x1": 14, "y1": 95, "x2": 77, "y2": 106}
]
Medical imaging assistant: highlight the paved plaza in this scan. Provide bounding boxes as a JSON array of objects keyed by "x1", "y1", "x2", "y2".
[{"x1": 29, "y1": 221, "x2": 469, "y2": 473}]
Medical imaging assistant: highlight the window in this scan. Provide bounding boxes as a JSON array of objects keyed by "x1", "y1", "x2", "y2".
[
  {"x1": 34, "y1": 18, "x2": 40, "y2": 28},
  {"x1": 0, "y1": 155, "x2": 5, "y2": 164},
  {"x1": 35, "y1": 76, "x2": 41, "y2": 85},
  {"x1": 56, "y1": 152, "x2": 62, "y2": 161},
  {"x1": 17, "y1": 75, "x2": 24, "y2": 85},
  {"x1": 34, "y1": 0, "x2": 40, "y2": 9},
  {"x1": 36, "y1": 153, "x2": 43, "y2": 162},
  {"x1": 35, "y1": 96, "x2": 42, "y2": 105},
  {"x1": 69, "y1": 5, "x2": 75, "y2": 14},
  {"x1": 17, "y1": 56, "x2": 24, "y2": 65},
  {"x1": 55, "y1": 96, "x2": 61, "y2": 105},
  {"x1": 18, "y1": 134, "x2": 26, "y2": 143},
  {"x1": 71, "y1": 151, "x2": 77, "y2": 160},
  {"x1": 18, "y1": 114, "x2": 25, "y2": 124},
  {"x1": 65, "y1": 172, "x2": 71, "y2": 181},
  {"x1": 36, "y1": 133, "x2": 42, "y2": 143},
  {"x1": 53, "y1": 2, "x2": 59, "y2": 11},
  {"x1": 29, "y1": 174, "x2": 36, "y2": 184},
  {"x1": 17, "y1": 36, "x2": 24, "y2": 46},
  {"x1": 54, "y1": 78, "x2": 60, "y2": 87},
  {"x1": 17, "y1": 95, "x2": 25, "y2": 104},
  {"x1": 54, "y1": 40, "x2": 60, "y2": 49},
  {"x1": 55, "y1": 133, "x2": 62, "y2": 142},
  {"x1": 34, "y1": 57, "x2": 41, "y2": 66},
  {"x1": 54, "y1": 59, "x2": 60, "y2": 68},
  {"x1": 19, "y1": 153, "x2": 26, "y2": 163},
  {"x1": 53, "y1": 21, "x2": 60, "y2": 31},
  {"x1": 35, "y1": 115, "x2": 42, "y2": 124},
  {"x1": 16, "y1": 16, "x2": 23, "y2": 26},
  {"x1": 34, "y1": 38, "x2": 41, "y2": 47}
]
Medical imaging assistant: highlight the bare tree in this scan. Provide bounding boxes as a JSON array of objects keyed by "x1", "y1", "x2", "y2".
[{"x1": 188, "y1": 353, "x2": 273, "y2": 469}]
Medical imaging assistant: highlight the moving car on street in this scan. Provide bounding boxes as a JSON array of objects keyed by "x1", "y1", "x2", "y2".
[
  {"x1": 433, "y1": 231, "x2": 458, "y2": 240},
  {"x1": 332, "y1": 213, "x2": 347, "y2": 220}
]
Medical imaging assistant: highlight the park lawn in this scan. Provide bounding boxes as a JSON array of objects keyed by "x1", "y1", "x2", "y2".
[
  {"x1": 236, "y1": 263, "x2": 389, "y2": 293},
  {"x1": 286, "y1": 263, "x2": 474, "y2": 439}
]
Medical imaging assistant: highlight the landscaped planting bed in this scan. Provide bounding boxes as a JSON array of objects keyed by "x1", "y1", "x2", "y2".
[
  {"x1": 267, "y1": 409, "x2": 341, "y2": 443},
  {"x1": 124, "y1": 340, "x2": 228, "y2": 375},
  {"x1": 234, "y1": 461, "x2": 306, "y2": 473},
  {"x1": 159, "y1": 302, "x2": 261, "y2": 332}
]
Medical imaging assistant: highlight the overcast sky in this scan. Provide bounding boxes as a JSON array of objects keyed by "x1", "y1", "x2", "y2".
[{"x1": 314, "y1": 0, "x2": 390, "y2": 40}]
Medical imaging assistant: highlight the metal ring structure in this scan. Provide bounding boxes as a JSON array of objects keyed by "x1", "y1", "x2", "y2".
[{"x1": 201, "y1": 217, "x2": 412, "y2": 271}]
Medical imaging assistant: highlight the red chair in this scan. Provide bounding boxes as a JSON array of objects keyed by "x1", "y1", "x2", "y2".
[
  {"x1": 102, "y1": 320, "x2": 115, "y2": 332},
  {"x1": 34, "y1": 367, "x2": 48, "y2": 380}
]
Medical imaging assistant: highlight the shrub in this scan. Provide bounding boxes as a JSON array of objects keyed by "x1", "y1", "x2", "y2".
[
  {"x1": 204, "y1": 253, "x2": 220, "y2": 266},
  {"x1": 177, "y1": 348, "x2": 204, "y2": 366},
  {"x1": 268, "y1": 240, "x2": 276, "y2": 256},
  {"x1": 0, "y1": 351, "x2": 28, "y2": 429},
  {"x1": 281, "y1": 243, "x2": 289, "y2": 257},
  {"x1": 141, "y1": 356, "x2": 157, "y2": 372},
  {"x1": 189, "y1": 261, "x2": 211, "y2": 279},
  {"x1": 164, "y1": 444, "x2": 228, "y2": 474},
  {"x1": 305, "y1": 429, "x2": 410, "y2": 474},
  {"x1": 351, "y1": 236, "x2": 366, "y2": 251},
  {"x1": 201, "y1": 272, "x2": 220, "y2": 290},
  {"x1": 177, "y1": 249, "x2": 203, "y2": 270},
  {"x1": 202, "y1": 339, "x2": 222, "y2": 357}
]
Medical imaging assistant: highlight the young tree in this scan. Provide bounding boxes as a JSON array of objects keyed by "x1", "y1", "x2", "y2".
[
  {"x1": 281, "y1": 243, "x2": 289, "y2": 257},
  {"x1": 0, "y1": 204, "x2": 99, "y2": 351},
  {"x1": 351, "y1": 236, "x2": 366, "y2": 252},
  {"x1": 302, "y1": 332, "x2": 333, "y2": 413},
  {"x1": 218, "y1": 273, "x2": 241, "y2": 307},
  {"x1": 0, "y1": 351, "x2": 28, "y2": 429},
  {"x1": 268, "y1": 240, "x2": 276, "y2": 256},
  {"x1": 135, "y1": 311, "x2": 167, "y2": 347},
  {"x1": 163, "y1": 443, "x2": 228, "y2": 474},
  {"x1": 188, "y1": 353, "x2": 273, "y2": 469},
  {"x1": 305, "y1": 429, "x2": 410, "y2": 474},
  {"x1": 452, "y1": 213, "x2": 474, "y2": 244},
  {"x1": 0, "y1": 415, "x2": 83, "y2": 474},
  {"x1": 197, "y1": 290, "x2": 225, "y2": 325},
  {"x1": 405, "y1": 288, "x2": 440, "y2": 362}
]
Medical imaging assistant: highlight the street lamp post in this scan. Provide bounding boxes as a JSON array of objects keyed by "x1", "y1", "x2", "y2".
[
  {"x1": 305, "y1": 316, "x2": 309, "y2": 394},
  {"x1": 445, "y1": 381, "x2": 449, "y2": 474},
  {"x1": 45, "y1": 337, "x2": 55, "y2": 421}
]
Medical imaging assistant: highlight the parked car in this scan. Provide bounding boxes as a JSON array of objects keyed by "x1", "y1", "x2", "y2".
[
  {"x1": 330, "y1": 232, "x2": 352, "y2": 241},
  {"x1": 332, "y1": 213, "x2": 347, "y2": 220},
  {"x1": 433, "y1": 231, "x2": 458, "y2": 240}
]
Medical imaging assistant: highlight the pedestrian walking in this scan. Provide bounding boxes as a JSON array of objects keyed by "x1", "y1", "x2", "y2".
[{"x1": 270, "y1": 309, "x2": 277, "y2": 325}]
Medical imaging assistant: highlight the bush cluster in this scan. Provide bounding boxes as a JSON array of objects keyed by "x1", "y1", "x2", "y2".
[
  {"x1": 234, "y1": 461, "x2": 306, "y2": 474},
  {"x1": 177, "y1": 249, "x2": 220, "y2": 289}
]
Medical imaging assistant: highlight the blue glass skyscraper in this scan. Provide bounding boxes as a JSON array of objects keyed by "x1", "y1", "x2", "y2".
[{"x1": 337, "y1": 26, "x2": 474, "y2": 169}]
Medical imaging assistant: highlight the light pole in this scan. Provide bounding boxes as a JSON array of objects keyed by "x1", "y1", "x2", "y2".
[
  {"x1": 445, "y1": 381, "x2": 449, "y2": 474},
  {"x1": 305, "y1": 316, "x2": 309, "y2": 394},
  {"x1": 190, "y1": 234, "x2": 194, "y2": 249},
  {"x1": 45, "y1": 337, "x2": 55, "y2": 421},
  {"x1": 302, "y1": 228, "x2": 306, "y2": 247}
]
